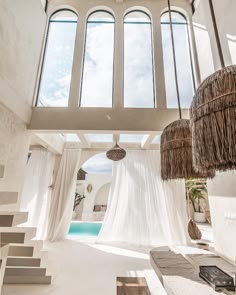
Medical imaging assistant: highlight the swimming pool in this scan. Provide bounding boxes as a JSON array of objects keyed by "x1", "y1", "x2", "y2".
[{"x1": 68, "y1": 222, "x2": 102, "y2": 237}]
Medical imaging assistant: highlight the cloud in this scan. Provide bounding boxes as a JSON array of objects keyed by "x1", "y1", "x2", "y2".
[
  {"x1": 80, "y1": 22, "x2": 114, "y2": 107},
  {"x1": 124, "y1": 21, "x2": 155, "y2": 107},
  {"x1": 38, "y1": 21, "x2": 77, "y2": 106},
  {"x1": 82, "y1": 153, "x2": 112, "y2": 174}
]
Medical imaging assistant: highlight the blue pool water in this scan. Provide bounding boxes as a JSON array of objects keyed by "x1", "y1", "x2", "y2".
[{"x1": 68, "y1": 222, "x2": 102, "y2": 237}]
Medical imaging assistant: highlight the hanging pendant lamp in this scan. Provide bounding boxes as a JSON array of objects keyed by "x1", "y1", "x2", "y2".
[
  {"x1": 106, "y1": 136, "x2": 126, "y2": 161},
  {"x1": 190, "y1": 0, "x2": 236, "y2": 172},
  {"x1": 161, "y1": 0, "x2": 215, "y2": 180}
]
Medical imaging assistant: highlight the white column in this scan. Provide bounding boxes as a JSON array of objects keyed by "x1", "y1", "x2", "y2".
[
  {"x1": 113, "y1": 11, "x2": 124, "y2": 108},
  {"x1": 152, "y1": 10, "x2": 167, "y2": 109},
  {"x1": 68, "y1": 11, "x2": 87, "y2": 108}
]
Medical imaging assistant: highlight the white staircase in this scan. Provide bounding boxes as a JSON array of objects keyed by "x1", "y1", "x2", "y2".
[{"x1": 0, "y1": 192, "x2": 52, "y2": 291}]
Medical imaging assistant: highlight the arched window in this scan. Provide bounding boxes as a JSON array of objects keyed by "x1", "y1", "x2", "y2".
[
  {"x1": 37, "y1": 10, "x2": 77, "y2": 107},
  {"x1": 80, "y1": 11, "x2": 115, "y2": 107},
  {"x1": 161, "y1": 11, "x2": 195, "y2": 108},
  {"x1": 124, "y1": 11, "x2": 155, "y2": 108}
]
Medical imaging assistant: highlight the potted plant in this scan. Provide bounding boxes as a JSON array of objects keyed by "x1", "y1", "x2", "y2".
[
  {"x1": 72, "y1": 193, "x2": 85, "y2": 219},
  {"x1": 186, "y1": 179, "x2": 207, "y2": 223}
]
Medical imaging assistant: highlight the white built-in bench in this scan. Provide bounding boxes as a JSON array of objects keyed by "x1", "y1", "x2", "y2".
[{"x1": 150, "y1": 246, "x2": 235, "y2": 295}]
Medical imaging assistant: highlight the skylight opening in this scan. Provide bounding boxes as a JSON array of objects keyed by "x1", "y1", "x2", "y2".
[
  {"x1": 86, "y1": 134, "x2": 113, "y2": 142},
  {"x1": 119, "y1": 134, "x2": 146, "y2": 143},
  {"x1": 152, "y1": 135, "x2": 161, "y2": 144},
  {"x1": 63, "y1": 134, "x2": 81, "y2": 142}
]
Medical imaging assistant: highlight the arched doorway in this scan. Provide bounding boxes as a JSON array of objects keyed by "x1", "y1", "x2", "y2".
[{"x1": 73, "y1": 153, "x2": 112, "y2": 221}]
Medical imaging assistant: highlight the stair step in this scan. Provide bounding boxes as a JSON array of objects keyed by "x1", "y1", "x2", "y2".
[
  {"x1": 8, "y1": 245, "x2": 34, "y2": 257},
  {"x1": 5, "y1": 267, "x2": 46, "y2": 276},
  {"x1": 7, "y1": 240, "x2": 44, "y2": 257},
  {"x1": 0, "y1": 227, "x2": 36, "y2": 247},
  {"x1": 7, "y1": 257, "x2": 41, "y2": 267},
  {"x1": 0, "y1": 192, "x2": 18, "y2": 206},
  {"x1": 0, "y1": 212, "x2": 28, "y2": 227},
  {"x1": 0, "y1": 232, "x2": 25, "y2": 247},
  {"x1": 4, "y1": 275, "x2": 52, "y2": 284}
]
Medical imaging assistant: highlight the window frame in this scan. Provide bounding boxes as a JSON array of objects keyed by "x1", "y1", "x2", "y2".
[
  {"x1": 79, "y1": 10, "x2": 116, "y2": 108},
  {"x1": 123, "y1": 10, "x2": 156, "y2": 109},
  {"x1": 160, "y1": 10, "x2": 196, "y2": 108},
  {"x1": 35, "y1": 8, "x2": 78, "y2": 107}
]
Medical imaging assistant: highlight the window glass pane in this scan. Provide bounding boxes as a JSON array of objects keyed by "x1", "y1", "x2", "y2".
[
  {"x1": 124, "y1": 11, "x2": 155, "y2": 108},
  {"x1": 80, "y1": 11, "x2": 115, "y2": 107},
  {"x1": 86, "y1": 134, "x2": 113, "y2": 142},
  {"x1": 63, "y1": 134, "x2": 80, "y2": 142},
  {"x1": 119, "y1": 134, "x2": 145, "y2": 143},
  {"x1": 152, "y1": 134, "x2": 161, "y2": 144},
  {"x1": 161, "y1": 12, "x2": 194, "y2": 108},
  {"x1": 37, "y1": 11, "x2": 77, "y2": 107}
]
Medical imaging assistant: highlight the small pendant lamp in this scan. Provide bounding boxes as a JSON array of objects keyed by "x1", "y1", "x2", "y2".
[
  {"x1": 106, "y1": 136, "x2": 126, "y2": 161},
  {"x1": 161, "y1": 0, "x2": 215, "y2": 180},
  {"x1": 190, "y1": 0, "x2": 236, "y2": 172}
]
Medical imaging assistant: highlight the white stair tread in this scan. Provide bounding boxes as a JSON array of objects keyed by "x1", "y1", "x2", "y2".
[
  {"x1": 8, "y1": 240, "x2": 43, "y2": 247},
  {"x1": 0, "y1": 212, "x2": 28, "y2": 216},
  {"x1": 0, "y1": 226, "x2": 36, "y2": 233}
]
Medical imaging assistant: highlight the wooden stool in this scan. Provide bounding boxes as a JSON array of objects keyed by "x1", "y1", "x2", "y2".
[{"x1": 117, "y1": 277, "x2": 151, "y2": 295}]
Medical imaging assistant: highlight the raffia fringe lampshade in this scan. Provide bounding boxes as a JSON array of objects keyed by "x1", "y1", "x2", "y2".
[
  {"x1": 106, "y1": 143, "x2": 126, "y2": 161},
  {"x1": 161, "y1": 119, "x2": 215, "y2": 180},
  {"x1": 190, "y1": 65, "x2": 236, "y2": 172}
]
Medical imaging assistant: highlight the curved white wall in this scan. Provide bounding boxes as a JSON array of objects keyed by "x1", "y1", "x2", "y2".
[{"x1": 94, "y1": 183, "x2": 111, "y2": 206}]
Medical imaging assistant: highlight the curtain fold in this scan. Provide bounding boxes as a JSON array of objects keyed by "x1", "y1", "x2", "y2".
[
  {"x1": 20, "y1": 148, "x2": 54, "y2": 240},
  {"x1": 46, "y1": 149, "x2": 81, "y2": 242},
  {"x1": 98, "y1": 150, "x2": 189, "y2": 247}
]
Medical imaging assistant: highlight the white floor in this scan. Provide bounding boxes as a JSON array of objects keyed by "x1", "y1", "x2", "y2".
[{"x1": 2, "y1": 236, "x2": 167, "y2": 295}]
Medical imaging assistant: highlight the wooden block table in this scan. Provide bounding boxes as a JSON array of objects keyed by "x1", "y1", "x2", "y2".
[{"x1": 117, "y1": 277, "x2": 151, "y2": 295}]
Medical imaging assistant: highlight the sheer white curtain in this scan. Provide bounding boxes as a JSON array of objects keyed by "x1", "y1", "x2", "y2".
[
  {"x1": 20, "y1": 147, "x2": 54, "y2": 239},
  {"x1": 98, "y1": 150, "x2": 189, "y2": 247},
  {"x1": 46, "y1": 149, "x2": 81, "y2": 242}
]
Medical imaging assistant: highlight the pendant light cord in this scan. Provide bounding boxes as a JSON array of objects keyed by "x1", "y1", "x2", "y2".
[
  {"x1": 167, "y1": 0, "x2": 182, "y2": 119},
  {"x1": 208, "y1": 0, "x2": 225, "y2": 68},
  {"x1": 45, "y1": 0, "x2": 48, "y2": 12}
]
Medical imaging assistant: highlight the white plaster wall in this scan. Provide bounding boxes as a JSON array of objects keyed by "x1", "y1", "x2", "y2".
[
  {"x1": 0, "y1": 0, "x2": 46, "y2": 123},
  {"x1": 193, "y1": 0, "x2": 236, "y2": 82},
  {"x1": 0, "y1": 104, "x2": 31, "y2": 210},
  {"x1": 194, "y1": 0, "x2": 236, "y2": 263},
  {"x1": 207, "y1": 171, "x2": 236, "y2": 263},
  {"x1": 192, "y1": 1, "x2": 215, "y2": 81},
  {"x1": 212, "y1": 0, "x2": 236, "y2": 66},
  {"x1": 74, "y1": 180, "x2": 85, "y2": 219},
  {"x1": 81, "y1": 174, "x2": 112, "y2": 221},
  {"x1": 29, "y1": 0, "x2": 194, "y2": 132},
  {"x1": 94, "y1": 183, "x2": 110, "y2": 206}
]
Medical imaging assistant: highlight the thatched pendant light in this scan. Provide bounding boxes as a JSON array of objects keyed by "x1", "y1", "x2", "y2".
[
  {"x1": 106, "y1": 142, "x2": 126, "y2": 161},
  {"x1": 161, "y1": 119, "x2": 215, "y2": 180},
  {"x1": 190, "y1": 0, "x2": 236, "y2": 172},
  {"x1": 160, "y1": 0, "x2": 215, "y2": 180}
]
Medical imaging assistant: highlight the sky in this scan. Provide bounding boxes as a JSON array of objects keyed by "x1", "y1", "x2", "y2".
[
  {"x1": 37, "y1": 10, "x2": 194, "y2": 109},
  {"x1": 82, "y1": 153, "x2": 112, "y2": 174}
]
